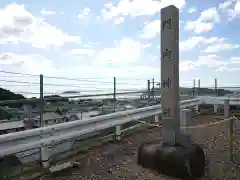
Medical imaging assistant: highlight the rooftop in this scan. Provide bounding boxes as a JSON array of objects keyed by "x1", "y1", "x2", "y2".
[{"x1": 0, "y1": 121, "x2": 24, "y2": 131}]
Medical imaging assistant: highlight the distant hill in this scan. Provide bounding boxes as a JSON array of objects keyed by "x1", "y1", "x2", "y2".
[
  {"x1": 0, "y1": 87, "x2": 25, "y2": 106},
  {"x1": 44, "y1": 95, "x2": 69, "y2": 102},
  {"x1": 62, "y1": 91, "x2": 80, "y2": 94},
  {"x1": 0, "y1": 87, "x2": 26, "y2": 119}
]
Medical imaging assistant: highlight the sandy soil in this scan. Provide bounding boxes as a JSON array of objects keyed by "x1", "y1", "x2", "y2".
[{"x1": 34, "y1": 114, "x2": 240, "y2": 180}]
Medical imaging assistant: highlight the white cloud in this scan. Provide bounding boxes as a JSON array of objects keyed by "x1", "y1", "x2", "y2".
[
  {"x1": 101, "y1": 0, "x2": 185, "y2": 23},
  {"x1": 217, "y1": 0, "x2": 240, "y2": 21},
  {"x1": 184, "y1": 7, "x2": 220, "y2": 33},
  {"x1": 180, "y1": 36, "x2": 226, "y2": 51},
  {"x1": 0, "y1": 53, "x2": 55, "y2": 75},
  {"x1": 188, "y1": 7, "x2": 196, "y2": 13},
  {"x1": 236, "y1": 0, "x2": 240, "y2": 11},
  {"x1": 60, "y1": 65, "x2": 159, "y2": 80},
  {"x1": 180, "y1": 55, "x2": 240, "y2": 72},
  {"x1": 218, "y1": 0, "x2": 233, "y2": 10},
  {"x1": 180, "y1": 36, "x2": 205, "y2": 51},
  {"x1": 216, "y1": 66, "x2": 239, "y2": 72},
  {"x1": 180, "y1": 60, "x2": 195, "y2": 71},
  {"x1": 180, "y1": 36, "x2": 238, "y2": 53},
  {"x1": 0, "y1": 3, "x2": 81, "y2": 48},
  {"x1": 40, "y1": 9, "x2": 56, "y2": 16},
  {"x1": 0, "y1": 51, "x2": 160, "y2": 95},
  {"x1": 96, "y1": 38, "x2": 145, "y2": 64},
  {"x1": 204, "y1": 43, "x2": 240, "y2": 53},
  {"x1": 140, "y1": 20, "x2": 160, "y2": 39},
  {"x1": 114, "y1": 16, "x2": 124, "y2": 24},
  {"x1": 77, "y1": 7, "x2": 91, "y2": 19},
  {"x1": 96, "y1": 16, "x2": 101, "y2": 21},
  {"x1": 69, "y1": 49, "x2": 95, "y2": 56}
]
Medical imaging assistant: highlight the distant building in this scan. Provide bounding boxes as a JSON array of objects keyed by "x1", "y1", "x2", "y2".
[{"x1": 0, "y1": 111, "x2": 80, "y2": 135}]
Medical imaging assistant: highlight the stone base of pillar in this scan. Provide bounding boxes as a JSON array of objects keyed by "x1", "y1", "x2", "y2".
[{"x1": 137, "y1": 140, "x2": 205, "y2": 179}]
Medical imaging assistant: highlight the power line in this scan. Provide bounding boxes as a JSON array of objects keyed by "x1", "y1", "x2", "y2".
[
  {"x1": 0, "y1": 75, "x2": 39, "y2": 79},
  {"x1": 0, "y1": 70, "x2": 150, "y2": 82},
  {"x1": 0, "y1": 70, "x2": 39, "y2": 77},
  {"x1": 13, "y1": 88, "x2": 148, "y2": 95},
  {"x1": 0, "y1": 80, "x2": 144, "y2": 88}
]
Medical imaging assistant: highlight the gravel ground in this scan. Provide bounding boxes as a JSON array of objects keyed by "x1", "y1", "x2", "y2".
[{"x1": 36, "y1": 114, "x2": 240, "y2": 180}]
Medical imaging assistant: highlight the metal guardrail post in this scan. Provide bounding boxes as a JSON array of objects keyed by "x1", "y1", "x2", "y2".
[
  {"x1": 39, "y1": 74, "x2": 50, "y2": 168},
  {"x1": 180, "y1": 109, "x2": 191, "y2": 134},
  {"x1": 224, "y1": 99, "x2": 229, "y2": 118},
  {"x1": 113, "y1": 77, "x2": 121, "y2": 141},
  {"x1": 115, "y1": 125, "x2": 121, "y2": 141},
  {"x1": 152, "y1": 78, "x2": 159, "y2": 122},
  {"x1": 224, "y1": 99, "x2": 233, "y2": 161},
  {"x1": 195, "y1": 105, "x2": 199, "y2": 113},
  {"x1": 154, "y1": 115, "x2": 159, "y2": 122},
  {"x1": 214, "y1": 104, "x2": 218, "y2": 113}
]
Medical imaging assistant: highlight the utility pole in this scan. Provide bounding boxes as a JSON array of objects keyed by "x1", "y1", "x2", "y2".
[{"x1": 113, "y1": 77, "x2": 116, "y2": 112}]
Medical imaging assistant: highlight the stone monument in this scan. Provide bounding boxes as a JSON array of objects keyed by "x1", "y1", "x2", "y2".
[{"x1": 137, "y1": 5, "x2": 206, "y2": 179}]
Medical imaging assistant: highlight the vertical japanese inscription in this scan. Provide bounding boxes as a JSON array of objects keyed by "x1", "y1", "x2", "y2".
[
  {"x1": 162, "y1": 19, "x2": 172, "y2": 30},
  {"x1": 162, "y1": 49, "x2": 172, "y2": 59},
  {"x1": 162, "y1": 78, "x2": 171, "y2": 88},
  {"x1": 163, "y1": 108, "x2": 171, "y2": 117}
]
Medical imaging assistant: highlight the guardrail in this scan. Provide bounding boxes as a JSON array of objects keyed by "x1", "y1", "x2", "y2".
[
  {"x1": 1, "y1": 96, "x2": 240, "y2": 160},
  {"x1": 201, "y1": 96, "x2": 240, "y2": 105},
  {"x1": 0, "y1": 98, "x2": 201, "y2": 157}
]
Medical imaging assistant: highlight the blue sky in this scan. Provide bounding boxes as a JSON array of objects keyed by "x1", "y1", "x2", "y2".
[{"x1": 0, "y1": 0, "x2": 240, "y2": 96}]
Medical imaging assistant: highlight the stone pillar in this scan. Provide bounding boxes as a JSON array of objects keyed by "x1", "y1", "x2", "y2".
[
  {"x1": 161, "y1": 5, "x2": 180, "y2": 145},
  {"x1": 137, "y1": 5, "x2": 206, "y2": 180}
]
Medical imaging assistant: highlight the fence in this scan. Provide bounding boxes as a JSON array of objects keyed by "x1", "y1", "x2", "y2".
[{"x1": 1, "y1": 71, "x2": 240, "y2": 179}]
